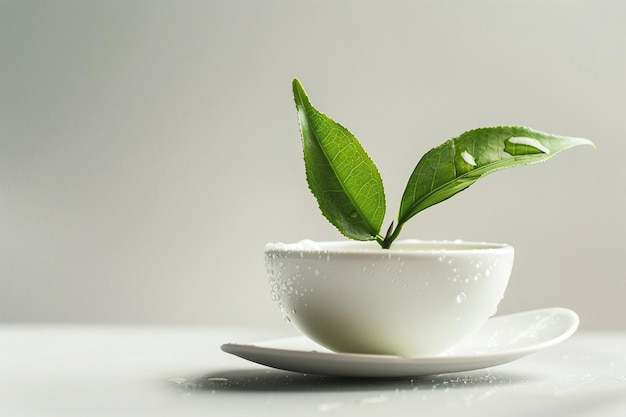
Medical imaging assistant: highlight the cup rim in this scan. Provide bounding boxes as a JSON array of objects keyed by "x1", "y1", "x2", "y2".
[{"x1": 265, "y1": 239, "x2": 513, "y2": 256}]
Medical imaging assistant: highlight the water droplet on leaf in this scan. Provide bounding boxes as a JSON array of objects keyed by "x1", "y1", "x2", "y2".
[
  {"x1": 506, "y1": 136, "x2": 551, "y2": 154},
  {"x1": 461, "y1": 150, "x2": 477, "y2": 166}
]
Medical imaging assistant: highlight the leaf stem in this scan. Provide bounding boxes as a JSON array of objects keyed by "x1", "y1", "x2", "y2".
[{"x1": 380, "y1": 221, "x2": 404, "y2": 249}]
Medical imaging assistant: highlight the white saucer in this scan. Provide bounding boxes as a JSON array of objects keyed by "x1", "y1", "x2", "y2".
[{"x1": 221, "y1": 308, "x2": 579, "y2": 378}]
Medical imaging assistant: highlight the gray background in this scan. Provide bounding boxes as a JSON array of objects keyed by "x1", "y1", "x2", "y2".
[{"x1": 1, "y1": 0, "x2": 624, "y2": 330}]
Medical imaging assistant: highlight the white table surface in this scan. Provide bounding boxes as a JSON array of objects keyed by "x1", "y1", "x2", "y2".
[{"x1": 1, "y1": 325, "x2": 625, "y2": 417}]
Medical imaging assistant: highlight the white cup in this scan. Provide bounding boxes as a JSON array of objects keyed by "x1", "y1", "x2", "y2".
[{"x1": 265, "y1": 239, "x2": 514, "y2": 356}]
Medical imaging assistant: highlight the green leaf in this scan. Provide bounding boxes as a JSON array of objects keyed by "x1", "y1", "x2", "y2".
[
  {"x1": 397, "y1": 126, "x2": 595, "y2": 227},
  {"x1": 293, "y1": 78, "x2": 386, "y2": 241}
]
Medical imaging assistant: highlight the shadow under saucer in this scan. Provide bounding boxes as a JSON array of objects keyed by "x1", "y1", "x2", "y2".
[{"x1": 167, "y1": 367, "x2": 533, "y2": 393}]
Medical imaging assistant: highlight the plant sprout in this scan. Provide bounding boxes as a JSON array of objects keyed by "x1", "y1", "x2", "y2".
[{"x1": 292, "y1": 78, "x2": 594, "y2": 249}]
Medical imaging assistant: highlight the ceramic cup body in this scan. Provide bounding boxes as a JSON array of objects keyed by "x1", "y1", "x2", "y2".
[{"x1": 265, "y1": 239, "x2": 514, "y2": 357}]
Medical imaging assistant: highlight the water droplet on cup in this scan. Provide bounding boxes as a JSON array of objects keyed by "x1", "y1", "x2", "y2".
[{"x1": 455, "y1": 292, "x2": 467, "y2": 304}]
